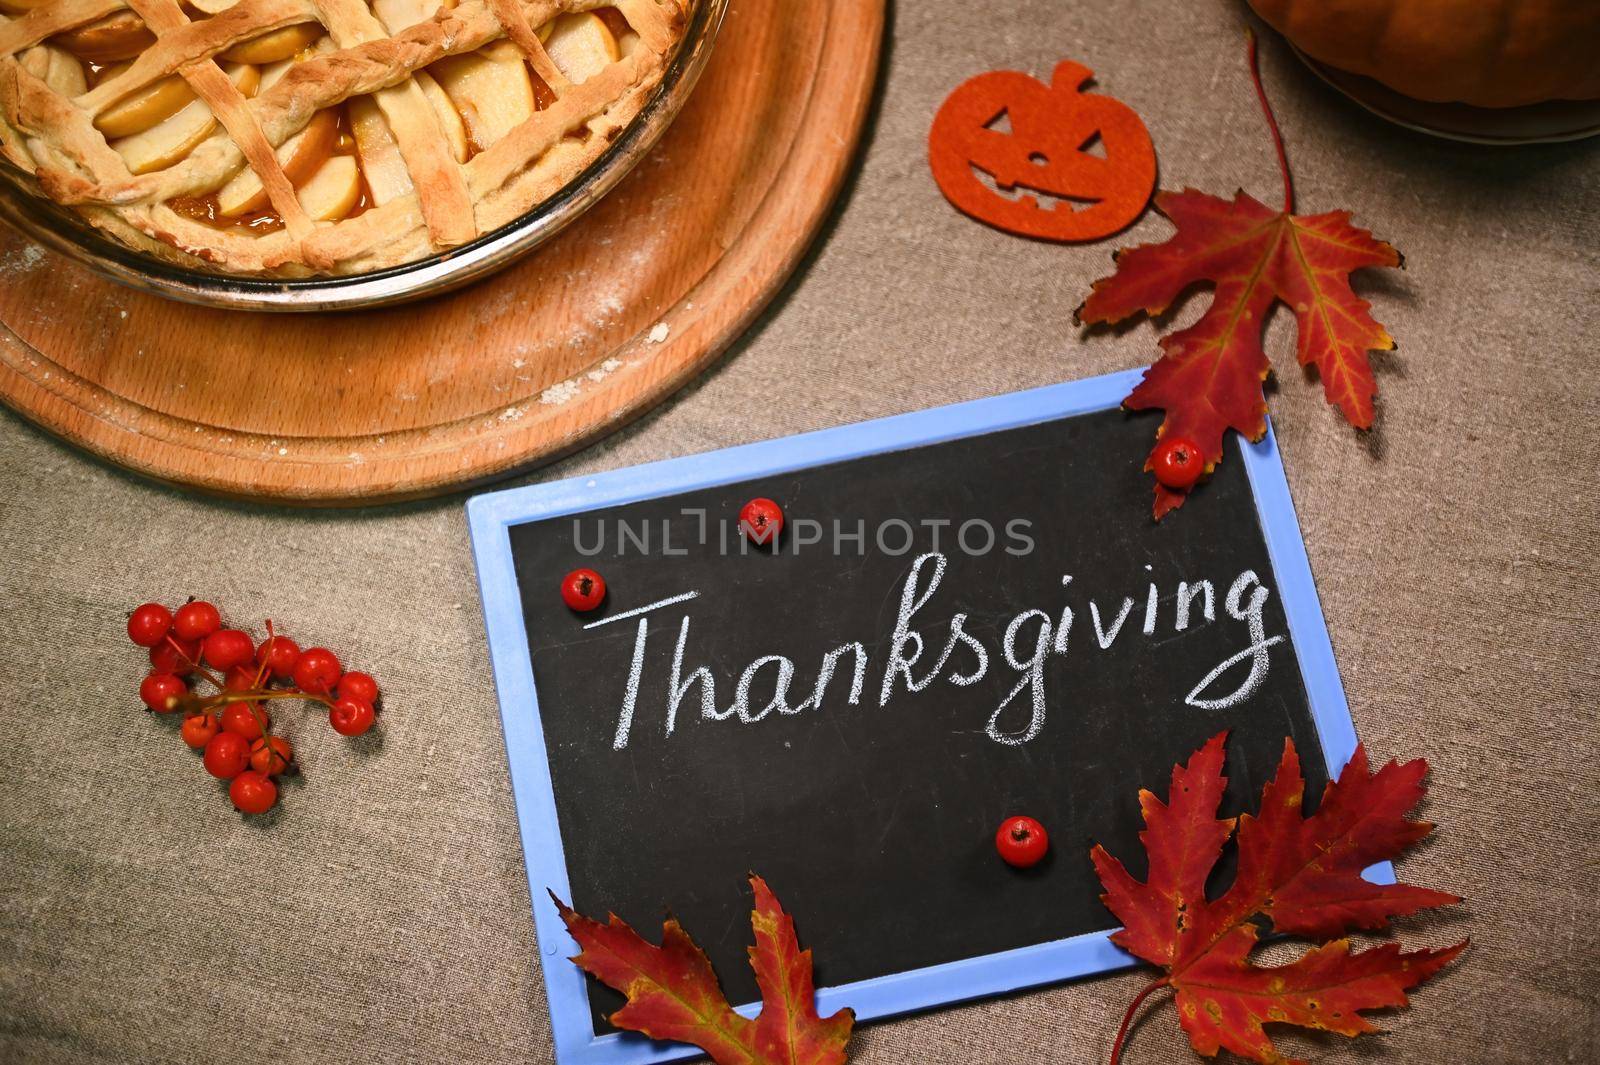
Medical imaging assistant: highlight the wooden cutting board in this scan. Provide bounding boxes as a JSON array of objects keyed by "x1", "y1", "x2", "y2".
[{"x1": 0, "y1": 0, "x2": 884, "y2": 505}]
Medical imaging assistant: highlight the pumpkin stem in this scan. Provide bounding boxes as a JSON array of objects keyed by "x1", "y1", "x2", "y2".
[{"x1": 1245, "y1": 27, "x2": 1294, "y2": 214}]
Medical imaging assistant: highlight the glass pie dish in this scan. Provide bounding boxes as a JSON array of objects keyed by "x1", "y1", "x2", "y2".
[{"x1": 0, "y1": 0, "x2": 724, "y2": 311}]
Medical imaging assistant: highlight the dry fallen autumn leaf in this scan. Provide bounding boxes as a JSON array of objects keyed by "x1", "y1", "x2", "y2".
[
  {"x1": 554, "y1": 875, "x2": 854, "y2": 1065},
  {"x1": 1077, "y1": 32, "x2": 1402, "y2": 518},
  {"x1": 1090, "y1": 732, "x2": 1466, "y2": 1064}
]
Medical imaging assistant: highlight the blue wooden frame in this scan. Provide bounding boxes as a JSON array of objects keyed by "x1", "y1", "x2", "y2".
[{"x1": 467, "y1": 368, "x2": 1378, "y2": 1065}]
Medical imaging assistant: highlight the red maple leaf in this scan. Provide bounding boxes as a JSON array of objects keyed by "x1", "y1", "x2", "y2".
[
  {"x1": 1076, "y1": 32, "x2": 1402, "y2": 518},
  {"x1": 554, "y1": 875, "x2": 854, "y2": 1065},
  {"x1": 1090, "y1": 732, "x2": 1466, "y2": 1064}
]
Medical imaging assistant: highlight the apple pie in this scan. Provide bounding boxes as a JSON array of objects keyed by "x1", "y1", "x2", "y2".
[{"x1": 0, "y1": 1, "x2": 689, "y2": 276}]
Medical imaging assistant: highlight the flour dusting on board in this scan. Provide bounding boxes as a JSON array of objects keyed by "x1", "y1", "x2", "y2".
[
  {"x1": 539, "y1": 358, "x2": 625, "y2": 406},
  {"x1": 594, "y1": 294, "x2": 625, "y2": 327},
  {"x1": 0, "y1": 243, "x2": 45, "y2": 275},
  {"x1": 540, "y1": 382, "x2": 580, "y2": 406}
]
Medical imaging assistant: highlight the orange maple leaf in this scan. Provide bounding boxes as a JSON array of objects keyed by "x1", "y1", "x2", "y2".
[
  {"x1": 554, "y1": 875, "x2": 854, "y2": 1065},
  {"x1": 1090, "y1": 732, "x2": 1466, "y2": 1065},
  {"x1": 1076, "y1": 32, "x2": 1401, "y2": 519}
]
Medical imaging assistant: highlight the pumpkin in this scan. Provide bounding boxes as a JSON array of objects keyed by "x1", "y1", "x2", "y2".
[
  {"x1": 1247, "y1": 0, "x2": 1600, "y2": 108},
  {"x1": 928, "y1": 60, "x2": 1156, "y2": 242}
]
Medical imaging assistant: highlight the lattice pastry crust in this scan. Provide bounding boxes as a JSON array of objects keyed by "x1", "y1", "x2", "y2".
[{"x1": 0, "y1": 0, "x2": 688, "y2": 276}]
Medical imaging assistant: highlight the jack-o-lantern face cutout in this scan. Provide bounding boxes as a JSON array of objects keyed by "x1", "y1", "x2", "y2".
[{"x1": 929, "y1": 60, "x2": 1156, "y2": 242}]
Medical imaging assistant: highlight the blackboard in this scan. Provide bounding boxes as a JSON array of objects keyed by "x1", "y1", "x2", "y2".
[{"x1": 469, "y1": 371, "x2": 1361, "y2": 1065}]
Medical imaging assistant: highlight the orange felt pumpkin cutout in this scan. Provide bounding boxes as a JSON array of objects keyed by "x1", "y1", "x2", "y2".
[{"x1": 929, "y1": 60, "x2": 1156, "y2": 242}]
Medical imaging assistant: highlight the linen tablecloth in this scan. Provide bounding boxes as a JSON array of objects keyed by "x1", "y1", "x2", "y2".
[{"x1": 2, "y1": 2, "x2": 1595, "y2": 1061}]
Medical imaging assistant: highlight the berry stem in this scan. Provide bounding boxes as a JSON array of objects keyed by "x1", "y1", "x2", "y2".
[
  {"x1": 1244, "y1": 27, "x2": 1293, "y2": 214},
  {"x1": 1108, "y1": 977, "x2": 1170, "y2": 1065},
  {"x1": 243, "y1": 700, "x2": 272, "y2": 742},
  {"x1": 163, "y1": 632, "x2": 224, "y2": 690},
  {"x1": 202, "y1": 688, "x2": 335, "y2": 711},
  {"x1": 256, "y1": 619, "x2": 284, "y2": 689}
]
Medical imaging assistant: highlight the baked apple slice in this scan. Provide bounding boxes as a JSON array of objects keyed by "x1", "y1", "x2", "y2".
[
  {"x1": 111, "y1": 62, "x2": 260, "y2": 175},
  {"x1": 541, "y1": 12, "x2": 620, "y2": 84},
  {"x1": 215, "y1": 107, "x2": 338, "y2": 215},
  {"x1": 296, "y1": 155, "x2": 362, "y2": 222},
  {"x1": 51, "y1": 11, "x2": 155, "y2": 63},
  {"x1": 368, "y1": 0, "x2": 470, "y2": 160},
  {"x1": 347, "y1": 95, "x2": 412, "y2": 205},
  {"x1": 413, "y1": 70, "x2": 470, "y2": 162},
  {"x1": 95, "y1": 66, "x2": 197, "y2": 138},
  {"x1": 597, "y1": 7, "x2": 642, "y2": 58},
  {"x1": 221, "y1": 23, "x2": 323, "y2": 64},
  {"x1": 17, "y1": 44, "x2": 87, "y2": 97},
  {"x1": 429, "y1": 40, "x2": 535, "y2": 153},
  {"x1": 371, "y1": 0, "x2": 446, "y2": 32}
]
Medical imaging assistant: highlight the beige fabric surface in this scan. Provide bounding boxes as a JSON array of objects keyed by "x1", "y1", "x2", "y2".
[{"x1": 2, "y1": 2, "x2": 1597, "y2": 1062}]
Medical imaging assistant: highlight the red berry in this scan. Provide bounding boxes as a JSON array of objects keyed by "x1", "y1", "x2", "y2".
[
  {"x1": 203, "y1": 629, "x2": 255, "y2": 672},
  {"x1": 149, "y1": 636, "x2": 201, "y2": 675},
  {"x1": 560, "y1": 568, "x2": 606, "y2": 612},
  {"x1": 229, "y1": 770, "x2": 278, "y2": 815},
  {"x1": 249, "y1": 734, "x2": 293, "y2": 776},
  {"x1": 181, "y1": 712, "x2": 220, "y2": 749},
  {"x1": 139, "y1": 672, "x2": 187, "y2": 713},
  {"x1": 1151, "y1": 436, "x2": 1205, "y2": 491},
  {"x1": 224, "y1": 665, "x2": 259, "y2": 692},
  {"x1": 172, "y1": 600, "x2": 222, "y2": 642},
  {"x1": 739, "y1": 498, "x2": 784, "y2": 546},
  {"x1": 329, "y1": 697, "x2": 376, "y2": 737},
  {"x1": 995, "y1": 815, "x2": 1050, "y2": 869},
  {"x1": 292, "y1": 647, "x2": 342, "y2": 695},
  {"x1": 256, "y1": 635, "x2": 301, "y2": 680},
  {"x1": 220, "y1": 702, "x2": 269, "y2": 741},
  {"x1": 336, "y1": 671, "x2": 380, "y2": 705},
  {"x1": 127, "y1": 603, "x2": 173, "y2": 648},
  {"x1": 202, "y1": 731, "x2": 250, "y2": 779}
]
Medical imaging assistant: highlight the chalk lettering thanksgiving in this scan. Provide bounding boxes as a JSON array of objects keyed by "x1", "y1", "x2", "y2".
[{"x1": 596, "y1": 551, "x2": 1283, "y2": 750}]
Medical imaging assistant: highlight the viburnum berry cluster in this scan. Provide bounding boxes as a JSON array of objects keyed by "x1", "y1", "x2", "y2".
[{"x1": 126, "y1": 600, "x2": 381, "y2": 816}]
